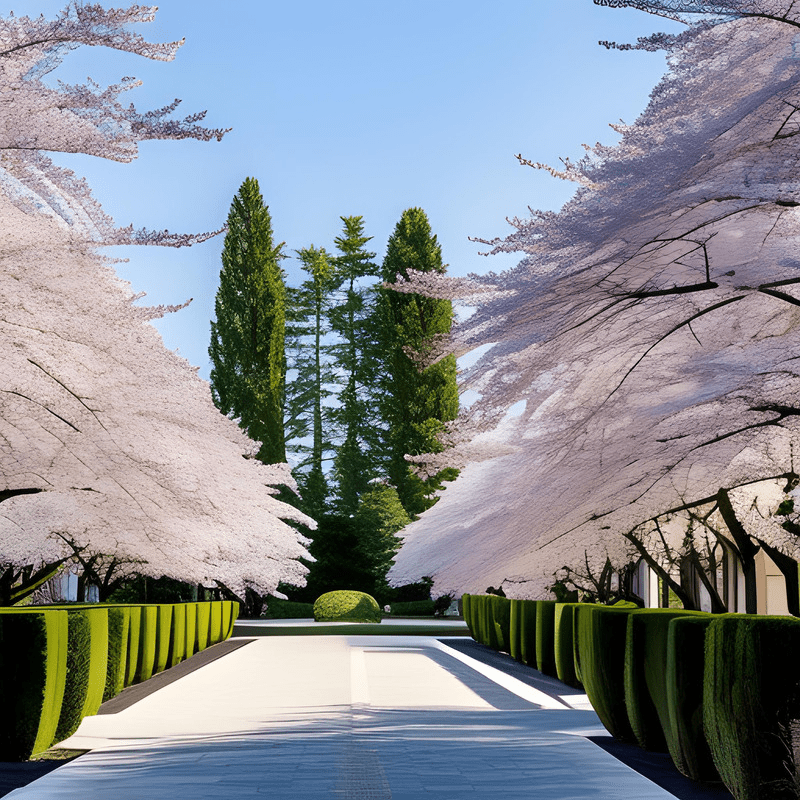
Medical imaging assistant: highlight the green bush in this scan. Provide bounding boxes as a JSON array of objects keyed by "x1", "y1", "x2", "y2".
[
  {"x1": 509, "y1": 599, "x2": 523, "y2": 661},
  {"x1": 464, "y1": 594, "x2": 486, "y2": 644},
  {"x1": 513, "y1": 599, "x2": 538, "y2": 666},
  {"x1": 490, "y1": 596, "x2": 511, "y2": 652},
  {"x1": 54, "y1": 611, "x2": 92, "y2": 744},
  {"x1": 554, "y1": 603, "x2": 582, "y2": 688},
  {"x1": 390, "y1": 600, "x2": 435, "y2": 616},
  {"x1": 261, "y1": 599, "x2": 310, "y2": 619},
  {"x1": 185, "y1": 601, "x2": 197, "y2": 659},
  {"x1": 624, "y1": 609, "x2": 706, "y2": 753},
  {"x1": 482, "y1": 595, "x2": 500, "y2": 649},
  {"x1": 104, "y1": 607, "x2": 130, "y2": 701},
  {"x1": 195, "y1": 601, "x2": 211, "y2": 651},
  {"x1": 578, "y1": 604, "x2": 636, "y2": 741},
  {"x1": 535, "y1": 601, "x2": 558, "y2": 676},
  {"x1": 153, "y1": 603, "x2": 173, "y2": 674},
  {"x1": 471, "y1": 595, "x2": 489, "y2": 645},
  {"x1": 222, "y1": 599, "x2": 239, "y2": 637},
  {"x1": 135, "y1": 605, "x2": 159, "y2": 684},
  {"x1": 704, "y1": 614, "x2": 800, "y2": 800},
  {"x1": 209, "y1": 601, "x2": 224, "y2": 645},
  {"x1": 313, "y1": 590, "x2": 381, "y2": 623},
  {"x1": 125, "y1": 605, "x2": 142, "y2": 687},
  {"x1": 572, "y1": 603, "x2": 592, "y2": 686},
  {"x1": 0, "y1": 609, "x2": 69, "y2": 761},
  {"x1": 168, "y1": 603, "x2": 187, "y2": 668},
  {"x1": 462, "y1": 594, "x2": 477, "y2": 639},
  {"x1": 666, "y1": 615, "x2": 719, "y2": 782}
]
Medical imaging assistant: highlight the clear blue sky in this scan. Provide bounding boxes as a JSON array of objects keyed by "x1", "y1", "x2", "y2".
[{"x1": 13, "y1": 1, "x2": 681, "y2": 378}]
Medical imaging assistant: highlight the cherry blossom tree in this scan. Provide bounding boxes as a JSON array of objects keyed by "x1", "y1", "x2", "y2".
[
  {"x1": 390, "y1": 0, "x2": 800, "y2": 602},
  {"x1": 0, "y1": 4, "x2": 313, "y2": 603}
]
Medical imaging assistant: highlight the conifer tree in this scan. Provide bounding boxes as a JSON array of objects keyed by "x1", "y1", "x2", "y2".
[
  {"x1": 209, "y1": 178, "x2": 288, "y2": 464},
  {"x1": 328, "y1": 216, "x2": 383, "y2": 514},
  {"x1": 380, "y1": 208, "x2": 459, "y2": 516},
  {"x1": 286, "y1": 245, "x2": 337, "y2": 518}
]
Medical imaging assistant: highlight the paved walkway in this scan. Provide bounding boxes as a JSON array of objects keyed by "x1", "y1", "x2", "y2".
[{"x1": 7, "y1": 633, "x2": 688, "y2": 799}]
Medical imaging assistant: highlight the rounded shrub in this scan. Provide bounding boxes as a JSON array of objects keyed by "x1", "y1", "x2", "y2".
[{"x1": 313, "y1": 590, "x2": 381, "y2": 623}]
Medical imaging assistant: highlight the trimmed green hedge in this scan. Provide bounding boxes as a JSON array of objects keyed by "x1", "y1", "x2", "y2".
[
  {"x1": 209, "y1": 601, "x2": 224, "y2": 645},
  {"x1": 185, "y1": 601, "x2": 197, "y2": 659},
  {"x1": 535, "y1": 601, "x2": 557, "y2": 676},
  {"x1": 104, "y1": 607, "x2": 130, "y2": 701},
  {"x1": 554, "y1": 603, "x2": 581, "y2": 688},
  {"x1": 512, "y1": 599, "x2": 537, "y2": 666},
  {"x1": 54, "y1": 611, "x2": 92, "y2": 744},
  {"x1": 491, "y1": 596, "x2": 511, "y2": 652},
  {"x1": 0, "y1": 601, "x2": 233, "y2": 761},
  {"x1": 313, "y1": 590, "x2": 381, "y2": 623},
  {"x1": 169, "y1": 603, "x2": 187, "y2": 668},
  {"x1": 666, "y1": 615, "x2": 719, "y2": 783},
  {"x1": 704, "y1": 614, "x2": 800, "y2": 800},
  {"x1": 624, "y1": 609, "x2": 707, "y2": 752},
  {"x1": 577, "y1": 604, "x2": 636, "y2": 741},
  {"x1": 0, "y1": 609, "x2": 68, "y2": 761},
  {"x1": 390, "y1": 600, "x2": 435, "y2": 616},
  {"x1": 195, "y1": 601, "x2": 211, "y2": 651}
]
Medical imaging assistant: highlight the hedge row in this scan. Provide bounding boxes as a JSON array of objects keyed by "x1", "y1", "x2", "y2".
[
  {"x1": 463, "y1": 594, "x2": 800, "y2": 800},
  {"x1": 0, "y1": 600, "x2": 237, "y2": 761}
]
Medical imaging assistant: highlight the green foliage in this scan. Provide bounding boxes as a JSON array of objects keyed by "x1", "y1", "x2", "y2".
[
  {"x1": 209, "y1": 176, "x2": 287, "y2": 464},
  {"x1": 516, "y1": 600, "x2": 538, "y2": 666},
  {"x1": 262, "y1": 599, "x2": 314, "y2": 618},
  {"x1": 353, "y1": 484, "x2": 410, "y2": 593},
  {"x1": 390, "y1": 600, "x2": 435, "y2": 616},
  {"x1": 380, "y1": 207, "x2": 459, "y2": 516},
  {"x1": 154, "y1": 604, "x2": 173, "y2": 672},
  {"x1": 328, "y1": 216, "x2": 384, "y2": 514},
  {"x1": 208, "y1": 601, "x2": 223, "y2": 646},
  {"x1": 134, "y1": 605, "x2": 159, "y2": 684},
  {"x1": 313, "y1": 590, "x2": 381, "y2": 623},
  {"x1": 666, "y1": 615, "x2": 719, "y2": 782},
  {"x1": 286, "y1": 245, "x2": 337, "y2": 518},
  {"x1": 108, "y1": 574, "x2": 196, "y2": 604},
  {"x1": 704, "y1": 615, "x2": 800, "y2": 800},
  {"x1": 490, "y1": 595, "x2": 511, "y2": 652},
  {"x1": 291, "y1": 515, "x2": 374, "y2": 601},
  {"x1": 623, "y1": 609, "x2": 707, "y2": 753},
  {"x1": 195, "y1": 602, "x2": 211, "y2": 653},
  {"x1": 104, "y1": 607, "x2": 129, "y2": 701},
  {"x1": 535, "y1": 601, "x2": 558, "y2": 676},
  {"x1": 391, "y1": 577, "x2": 434, "y2": 603},
  {"x1": 554, "y1": 603, "x2": 582, "y2": 688},
  {"x1": 0, "y1": 609, "x2": 69, "y2": 761},
  {"x1": 168, "y1": 603, "x2": 187, "y2": 668},
  {"x1": 578, "y1": 605, "x2": 636, "y2": 742},
  {"x1": 54, "y1": 612, "x2": 91, "y2": 743}
]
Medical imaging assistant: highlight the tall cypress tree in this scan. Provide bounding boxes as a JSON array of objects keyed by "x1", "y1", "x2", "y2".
[
  {"x1": 209, "y1": 177, "x2": 287, "y2": 464},
  {"x1": 328, "y1": 216, "x2": 383, "y2": 514},
  {"x1": 380, "y1": 207, "x2": 459, "y2": 516}
]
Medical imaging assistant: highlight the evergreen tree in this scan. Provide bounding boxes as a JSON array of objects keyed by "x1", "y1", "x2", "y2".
[
  {"x1": 380, "y1": 208, "x2": 459, "y2": 516},
  {"x1": 285, "y1": 245, "x2": 337, "y2": 518},
  {"x1": 209, "y1": 177, "x2": 287, "y2": 464},
  {"x1": 328, "y1": 216, "x2": 383, "y2": 514},
  {"x1": 353, "y1": 484, "x2": 410, "y2": 597}
]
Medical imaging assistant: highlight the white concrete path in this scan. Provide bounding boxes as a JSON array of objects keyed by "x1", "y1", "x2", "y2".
[{"x1": 7, "y1": 636, "x2": 681, "y2": 799}]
